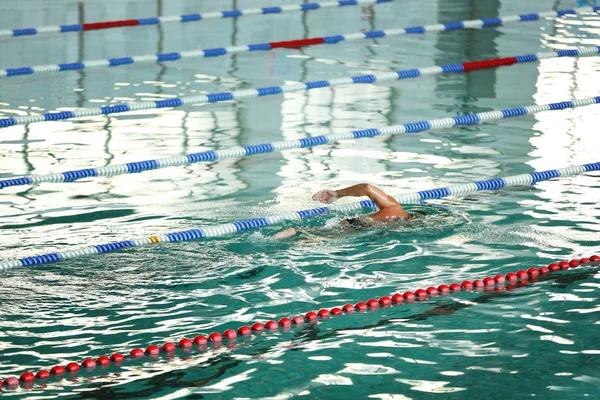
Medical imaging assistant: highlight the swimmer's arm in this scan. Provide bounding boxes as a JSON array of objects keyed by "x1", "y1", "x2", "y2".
[{"x1": 334, "y1": 184, "x2": 400, "y2": 209}]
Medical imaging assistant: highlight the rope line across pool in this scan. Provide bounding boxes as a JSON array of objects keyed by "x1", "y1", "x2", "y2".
[
  {"x1": 1, "y1": 96, "x2": 598, "y2": 190},
  {"x1": 1, "y1": 162, "x2": 599, "y2": 271},
  {"x1": 1, "y1": 255, "x2": 598, "y2": 390},
  {"x1": 0, "y1": 0, "x2": 393, "y2": 39},
  {"x1": 0, "y1": 6, "x2": 598, "y2": 79},
  {"x1": 0, "y1": 47, "x2": 598, "y2": 131}
]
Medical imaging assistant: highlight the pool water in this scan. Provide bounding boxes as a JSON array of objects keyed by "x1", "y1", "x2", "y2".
[{"x1": 1, "y1": 0, "x2": 600, "y2": 398}]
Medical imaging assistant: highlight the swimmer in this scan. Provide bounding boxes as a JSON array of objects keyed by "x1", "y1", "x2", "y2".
[{"x1": 274, "y1": 183, "x2": 420, "y2": 239}]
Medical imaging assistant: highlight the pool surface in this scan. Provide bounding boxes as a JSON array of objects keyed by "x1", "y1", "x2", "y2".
[{"x1": 1, "y1": 0, "x2": 600, "y2": 398}]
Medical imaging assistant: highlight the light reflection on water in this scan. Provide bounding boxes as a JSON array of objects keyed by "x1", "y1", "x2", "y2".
[{"x1": 1, "y1": 0, "x2": 600, "y2": 398}]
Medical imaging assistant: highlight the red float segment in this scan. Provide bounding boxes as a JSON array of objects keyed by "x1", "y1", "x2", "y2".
[
  {"x1": 178, "y1": 338, "x2": 193, "y2": 348},
  {"x1": 19, "y1": 372, "x2": 35, "y2": 383},
  {"x1": 270, "y1": 37, "x2": 325, "y2": 49},
  {"x1": 193, "y1": 335, "x2": 208, "y2": 345},
  {"x1": 145, "y1": 345, "x2": 160, "y2": 356},
  {"x1": 437, "y1": 285, "x2": 450, "y2": 295},
  {"x1": 278, "y1": 318, "x2": 292, "y2": 327},
  {"x1": 318, "y1": 309, "x2": 331, "y2": 318},
  {"x1": 265, "y1": 320, "x2": 278, "y2": 330},
  {"x1": 538, "y1": 266, "x2": 549, "y2": 276},
  {"x1": 82, "y1": 19, "x2": 139, "y2": 31},
  {"x1": 36, "y1": 370, "x2": 50, "y2": 379},
  {"x1": 527, "y1": 268, "x2": 539, "y2": 278},
  {"x1": 291, "y1": 316, "x2": 305, "y2": 325},
  {"x1": 366, "y1": 299, "x2": 379, "y2": 309},
  {"x1": 516, "y1": 270, "x2": 529, "y2": 280},
  {"x1": 162, "y1": 342, "x2": 176, "y2": 352},
  {"x1": 483, "y1": 277, "x2": 495, "y2": 287},
  {"x1": 331, "y1": 307, "x2": 343, "y2": 316},
  {"x1": 580, "y1": 258, "x2": 591, "y2": 264},
  {"x1": 81, "y1": 358, "x2": 96, "y2": 369},
  {"x1": 238, "y1": 326, "x2": 252, "y2": 336},
  {"x1": 449, "y1": 283, "x2": 461, "y2": 292},
  {"x1": 591, "y1": 255, "x2": 600, "y2": 262},
  {"x1": 559, "y1": 261, "x2": 570, "y2": 270},
  {"x1": 548, "y1": 263, "x2": 560, "y2": 272},
  {"x1": 96, "y1": 356, "x2": 111, "y2": 366},
  {"x1": 208, "y1": 332, "x2": 223, "y2": 342},
  {"x1": 3, "y1": 377, "x2": 18, "y2": 387},
  {"x1": 251, "y1": 323, "x2": 265, "y2": 333},
  {"x1": 111, "y1": 353, "x2": 125, "y2": 363},
  {"x1": 494, "y1": 275, "x2": 506, "y2": 284},
  {"x1": 223, "y1": 329, "x2": 237, "y2": 340},
  {"x1": 426, "y1": 287, "x2": 438, "y2": 297},
  {"x1": 342, "y1": 304, "x2": 355, "y2": 313},
  {"x1": 379, "y1": 296, "x2": 392, "y2": 306},
  {"x1": 460, "y1": 281, "x2": 473, "y2": 291},
  {"x1": 391, "y1": 293, "x2": 403, "y2": 304},
  {"x1": 403, "y1": 292, "x2": 416, "y2": 302},
  {"x1": 355, "y1": 302, "x2": 368, "y2": 312},
  {"x1": 130, "y1": 348, "x2": 144, "y2": 358},
  {"x1": 472, "y1": 280, "x2": 484, "y2": 289},
  {"x1": 462, "y1": 57, "x2": 518, "y2": 72},
  {"x1": 414, "y1": 289, "x2": 427, "y2": 301},
  {"x1": 569, "y1": 260, "x2": 580, "y2": 268},
  {"x1": 305, "y1": 311, "x2": 318, "y2": 322},
  {"x1": 65, "y1": 362, "x2": 80, "y2": 373}
]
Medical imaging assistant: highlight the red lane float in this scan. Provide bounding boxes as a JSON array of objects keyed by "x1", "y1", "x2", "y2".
[{"x1": 1, "y1": 255, "x2": 598, "y2": 390}]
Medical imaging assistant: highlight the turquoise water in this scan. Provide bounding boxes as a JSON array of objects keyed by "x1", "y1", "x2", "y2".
[{"x1": 1, "y1": 0, "x2": 600, "y2": 398}]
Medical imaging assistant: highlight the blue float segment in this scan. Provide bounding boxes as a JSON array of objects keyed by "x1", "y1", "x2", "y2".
[
  {"x1": 0, "y1": 118, "x2": 16, "y2": 128},
  {"x1": 59, "y1": 62, "x2": 86, "y2": 71},
  {"x1": 63, "y1": 168, "x2": 98, "y2": 182},
  {"x1": 13, "y1": 28, "x2": 37, "y2": 36},
  {"x1": 339, "y1": 0, "x2": 358, "y2": 5},
  {"x1": 299, "y1": 136, "x2": 328, "y2": 147},
  {"x1": 352, "y1": 128, "x2": 381, "y2": 138},
  {"x1": 244, "y1": 144, "x2": 275, "y2": 155},
  {"x1": 376, "y1": 0, "x2": 393, "y2": 3},
  {"x1": 126, "y1": 160, "x2": 159, "y2": 173},
  {"x1": 101, "y1": 104, "x2": 131, "y2": 114},
  {"x1": 249, "y1": 43, "x2": 271, "y2": 51},
  {"x1": 530, "y1": 169, "x2": 559, "y2": 184},
  {"x1": 222, "y1": 10, "x2": 243, "y2": 18},
  {"x1": 297, "y1": 207, "x2": 330, "y2": 219},
  {"x1": 515, "y1": 54, "x2": 538, "y2": 63},
  {"x1": 108, "y1": 57, "x2": 134, "y2": 66},
  {"x1": 155, "y1": 98, "x2": 184, "y2": 108},
  {"x1": 0, "y1": 177, "x2": 32, "y2": 189},
  {"x1": 44, "y1": 111, "x2": 75, "y2": 121},
  {"x1": 441, "y1": 63, "x2": 464, "y2": 73},
  {"x1": 138, "y1": 17, "x2": 160, "y2": 25},
  {"x1": 233, "y1": 218, "x2": 270, "y2": 231},
  {"x1": 301, "y1": 3, "x2": 320, "y2": 10},
  {"x1": 186, "y1": 151, "x2": 217, "y2": 163},
  {"x1": 397, "y1": 69, "x2": 421, "y2": 79},
  {"x1": 556, "y1": 49, "x2": 579, "y2": 57},
  {"x1": 181, "y1": 13, "x2": 202, "y2": 22},
  {"x1": 323, "y1": 35, "x2": 345, "y2": 43},
  {"x1": 364, "y1": 30, "x2": 385, "y2": 38},
  {"x1": 594, "y1": 6, "x2": 600, "y2": 12},
  {"x1": 166, "y1": 229, "x2": 204, "y2": 242},
  {"x1": 405, "y1": 26, "x2": 426, "y2": 34},
  {"x1": 583, "y1": 162, "x2": 600, "y2": 172},
  {"x1": 360, "y1": 200, "x2": 377, "y2": 208},
  {"x1": 418, "y1": 187, "x2": 450, "y2": 200},
  {"x1": 557, "y1": 9, "x2": 576, "y2": 16},
  {"x1": 403, "y1": 121, "x2": 432, "y2": 133},
  {"x1": 95, "y1": 241, "x2": 135, "y2": 253},
  {"x1": 475, "y1": 178, "x2": 506, "y2": 191},
  {"x1": 501, "y1": 107, "x2": 527, "y2": 117},
  {"x1": 519, "y1": 13, "x2": 539, "y2": 21},
  {"x1": 60, "y1": 24, "x2": 83, "y2": 32},
  {"x1": 481, "y1": 17, "x2": 503, "y2": 26},
  {"x1": 443, "y1": 22, "x2": 464, "y2": 30},
  {"x1": 203, "y1": 48, "x2": 227, "y2": 57},
  {"x1": 453, "y1": 114, "x2": 481, "y2": 126},
  {"x1": 305, "y1": 80, "x2": 331, "y2": 89},
  {"x1": 351, "y1": 75, "x2": 376, "y2": 83},
  {"x1": 595, "y1": 96, "x2": 600, "y2": 104},
  {"x1": 6, "y1": 67, "x2": 34, "y2": 76},
  {"x1": 20, "y1": 253, "x2": 62, "y2": 266},
  {"x1": 262, "y1": 7, "x2": 282, "y2": 14},
  {"x1": 257, "y1": 86, "x2": 283, "y2": 96},
  {"x1": 157, "y1": 52, "x2": 182, "y2": 62},
  {"x1": 548, "y1": 101, "x2": 574, "y2": 110},
  {"x1": 207, "y1": 92, "x2": 234, "y2": 102}
]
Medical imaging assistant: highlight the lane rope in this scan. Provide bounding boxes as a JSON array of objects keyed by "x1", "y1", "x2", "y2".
[
  {"x1": 1, "y1": 47, "x2": 598, "y2": 130},
  {"x1": 1, "y1": 254, "x2": 598, "y2": 390},
  {"x1": 0, "y1": 0, "x2": 393, "y2": 39},
  {"x1": 1, "y1": 96, "x2": 598, "y2": 190},
  {"x1": 1, "y1": 163, "x2": 599, "y2": 271},
  {"x1": 0, "y1": 6, "x2": 598, "y2": 79}
]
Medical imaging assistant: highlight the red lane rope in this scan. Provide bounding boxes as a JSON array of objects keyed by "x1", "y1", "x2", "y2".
[
  {"x1": 270, "y1": 37, "x2": 326, "y2": 49},
  {"x1": 1, "y1": 254, "x2": 598, "y2": 390},
  {"x1": 462, "y1": 56, "x2": 518, "y2": 72},
  {"x1": 81, "y1": 20, "x2": 140, "y2": 30}
]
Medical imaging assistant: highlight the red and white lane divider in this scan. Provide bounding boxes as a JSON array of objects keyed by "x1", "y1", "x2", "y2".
[{"x1": 1, "y1": 254, "x2": 598, "y2": 390}]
